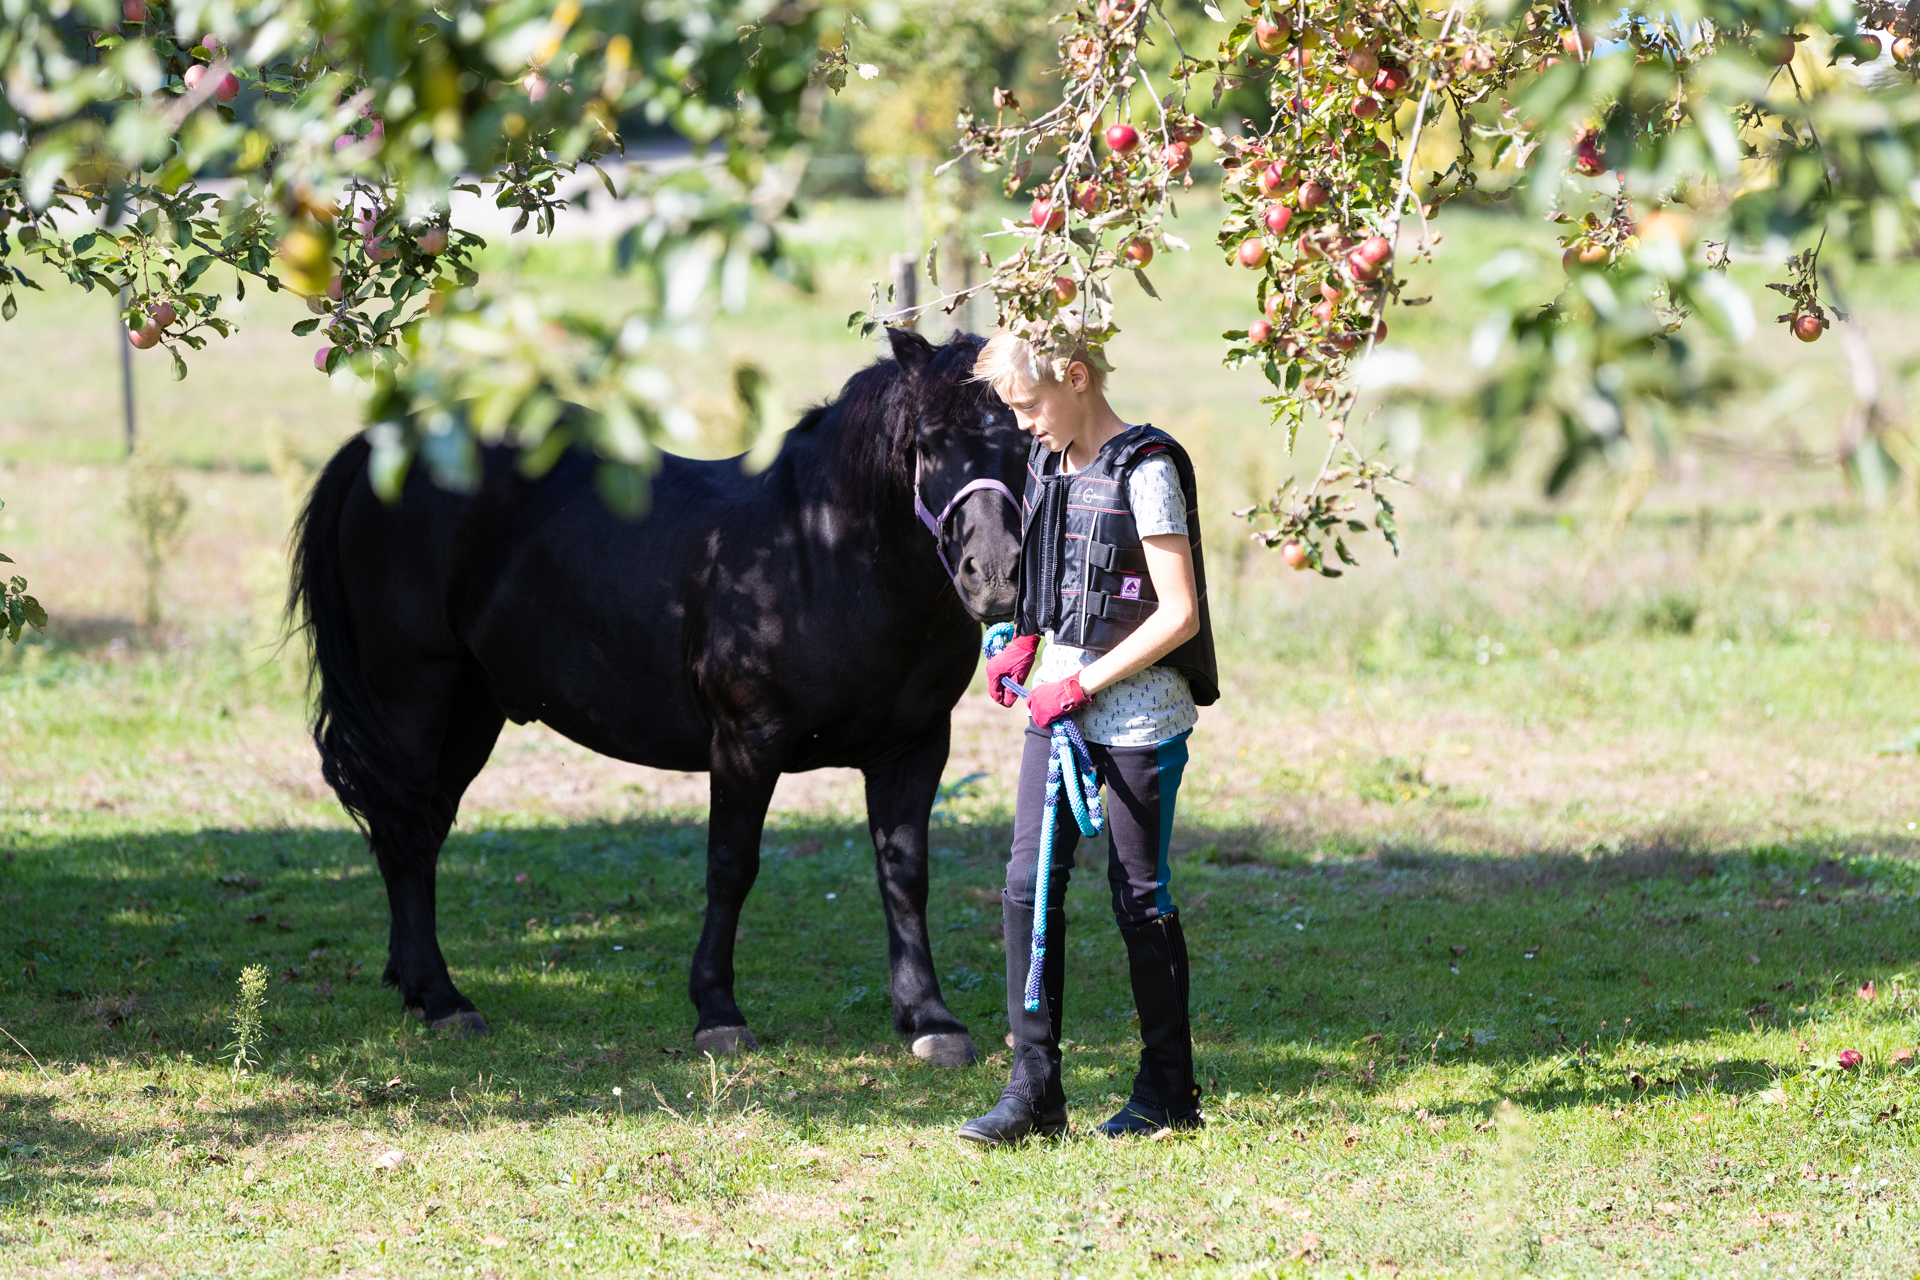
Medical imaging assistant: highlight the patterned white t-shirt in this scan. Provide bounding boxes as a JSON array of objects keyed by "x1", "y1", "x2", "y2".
[{"x1": 1031, "y1": 452, "x2": 1198, "y2": 747}]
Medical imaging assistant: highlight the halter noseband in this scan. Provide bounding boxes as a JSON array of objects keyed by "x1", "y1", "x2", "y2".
[{"x1": 913, "y1": 453, "x2": 1019, "y2": 578}]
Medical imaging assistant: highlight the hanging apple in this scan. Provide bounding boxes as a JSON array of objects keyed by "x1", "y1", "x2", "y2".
[
  {"x1": 1299, "y1": 181, "x2": 1330, "y2": 210},
  {"x1": 1280, "y1": 539, "x2": 1308, "y2": 568},
  {"x1": 1792, "y1": 313, "x2": 1825, "y2": 342},
  {"x1": 1264, "y1": 205, "x2": 1293, "y2": 235},
  {"x1": 1238, "y1": 239, "x2": 1269, "y2": 268},
  {"x1": 1248, "y1": 318, "x2": 1274, "y2": 344},
  {"x1": 1029, "y1": 198, "x2": 1065, "y2": 232},
  {"x1": 1051, "y1": 276, "x2": 1078, "y2": 305},
  {"x1": 1124, "y1": 236, "x2": 1154, "y2": 265},
  {"x1": 1255, "y1": 18, "x2": 1289, "y2": 55},
  {"x1": 1105, "y1": 123, "x2": 1140, "y2": 154},
  {"x1": 1159, "y1": 141, "x2": 1193, "y2": 175}
]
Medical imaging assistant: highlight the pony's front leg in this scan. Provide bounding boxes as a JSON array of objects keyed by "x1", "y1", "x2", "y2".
[
  {"x1": 689, "y1": 748, "x2": 779, "y2": 1054},
  {"x1": 864, "y1": 728, "x2": 979, "y2": 1066}
]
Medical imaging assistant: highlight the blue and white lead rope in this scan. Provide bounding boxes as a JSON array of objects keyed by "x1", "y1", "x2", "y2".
[{"x1": 982, "y1": 622, "x2": 1105, "y2": 1012}]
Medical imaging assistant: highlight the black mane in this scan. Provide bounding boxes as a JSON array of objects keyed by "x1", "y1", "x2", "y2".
[{"x1": 795, "y1": 332, "x2": 985, "y2": 516}]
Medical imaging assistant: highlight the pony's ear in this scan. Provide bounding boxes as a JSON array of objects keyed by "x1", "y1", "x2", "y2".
[{"x1": 887, "y1": 327, "x2": 937, "y2": 377}]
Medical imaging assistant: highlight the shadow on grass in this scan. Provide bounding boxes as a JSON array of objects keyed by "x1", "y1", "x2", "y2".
[{"x1": 2, "y1": 814, "x2": 1917, "y2": 1182}]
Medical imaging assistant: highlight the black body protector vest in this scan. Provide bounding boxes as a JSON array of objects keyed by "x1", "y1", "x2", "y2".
[{"x1": 1016, "y1": 424, "x2": 1219, "y2": 706}]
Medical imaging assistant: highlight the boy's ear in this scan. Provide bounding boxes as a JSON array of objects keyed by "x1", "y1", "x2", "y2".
[{"x1": 887, "y1": 327, "x2": 937, "y2": 376}]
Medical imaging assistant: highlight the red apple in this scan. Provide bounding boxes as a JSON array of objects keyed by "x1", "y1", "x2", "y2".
[
  {"x1": 524, "y1": 73, "x2": 550, "y2": 102},
  {"x1": 1171, "y1": 118, "x2": 1207, "y2": 144},
  {"x1": 1579, "y1": 243, "x2": 1610, "y2": 264},
  {"x1": 184, "y1": 64, "x2": 208, "y2": 91},
  {"x1": 327, "y1": 274, "x2": 344, "y2": 302},
  {"x1": 1124, "y1": 236, "x2": 1154, "y2": 265},
  {"x1": 1312, "y1": 299, "x2": 1336, "y2": 325},
  {"x1": 1265, "y1": 294, "x2": 1287, "y2": 321},
  {"x1": 1858, "y1": 34, "x2": 1882, "y2": 58},
  {"x1": 1346, "y1": 47, "x2": 1379, "y2": 79},
  {"x1": 1280, "y1": 539, "x2": 1308, "y2": 568},
  {"x1": 1355, "y1": 235, "x2": 1392, "y2": 267},
  {"x1": 1159, "y1": 141, "x2": 1192, "y2": 175},
  {"x1": 1792, "y1": 313, "x2": 1824, "y2": 342},
  {"x1": 1893, "y1": 35, "x2": 1915, "y2": 62},
  {"x1": 149, "y1": 299, "x2": 177, "y2": 327},
  {"x1": 1560, "y1": 29, "x2": 1588, "y2": 57},
  {"x1": 1264, "y1": 204, "x2": 1293, "y2": 236},
  {"x1": 1572, "y1": 134, "x2": 1606, "y2": 176},
  {"x1": 1350, "y1": 95, "x2": 1380, "y2": 120},
  {"x1": 1346, "y1": 251, "x2": 1379, "y2": 282},
  {"x1": 314, "y1": 346, "x2": 332, "y2": 371},
  {"x1": 1373, "y1": 65, "x2": 1409, "y2": 96},
  {"x1": 202, "y1": 33, "x2": 224, "y2": 53},
  {"x1": 1051, "y1": 275, "x2": 1077, "y2": 305},
  {"x1": 1238, "y1": 239, "x2": 1269, "y2": 268},
  {"x1": 121, "y1": 0, "x2": 145, "y2": 22},
  {"x1": 1837, "y1": 1049, "x2": 1863, "y2": 1070},
  {"x1": 417, "y1": 226, "x2": 449, "y2": 255},
  {"x1": 1072, "y1": 182, "x2": 1102, "y2": 214},
  {"x1": 1258, "y1": 162, "x2": 1291, "y2": 197},
  {"x1": 1029, "y1": 198, "x2": 1064, "y2": 232},
  {"x1": 1319, "y1": 281, "x2": 1343, "y2": 303},
  {"x1": 1248, "y1": 318, "x2": 1274, "y2": 345},
  {"x1": 1255, "y1": 17, "x2": 1289, "y2": 54},
  {"x1": 1106, "y1": 123, "x2": 1140, "y2": 154},
  {"x1": 213, "y1": 71, "x2": 239, "y2": 103},
  {"x1": 1770, "y1": 34, "x2": 1798, "y2": 65},
  {"x1": 1299, "y1": 181, "x2": 1330, "y2": 211},
  {"x1": 129, "y1": 320, "x2": 162, "y2": 349},
  {"x1": 1297, "y1": 233, "x2": 1323, "y2": 258}
]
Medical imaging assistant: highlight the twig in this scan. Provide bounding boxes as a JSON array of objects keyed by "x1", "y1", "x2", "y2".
[{"x1": 0, "y1": 1022, "x2": 53, "y2": 1083}]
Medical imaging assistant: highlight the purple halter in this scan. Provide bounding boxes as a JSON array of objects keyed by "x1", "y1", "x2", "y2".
[{"x1": 913, "y1": 453, "x2": 1019, "y2": 578}]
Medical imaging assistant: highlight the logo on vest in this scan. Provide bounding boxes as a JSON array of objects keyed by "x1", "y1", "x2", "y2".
[{"x1": 1118, "y1": 573, "x2": 1143, "y2": 600}]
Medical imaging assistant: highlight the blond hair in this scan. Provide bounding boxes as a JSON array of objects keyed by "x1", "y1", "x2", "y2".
[{"x1": 972, "y1": 331, "x2": 1109, "y2": 400}]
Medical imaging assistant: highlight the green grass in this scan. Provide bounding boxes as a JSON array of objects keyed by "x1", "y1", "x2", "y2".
[
  {"x1": 7, "y1": 194, "x2": 1920, "y2": 1276},
  {"x1": 4, "y1": 802, "x2": 1920, "y2": 1277}
]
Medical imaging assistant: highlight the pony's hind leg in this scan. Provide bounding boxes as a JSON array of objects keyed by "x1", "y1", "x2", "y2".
[
  {"x1": 863, "y1": 728, "x2": 978, "y2": 1066},
  {"x1": 364, "y1": 660, "x2": 502, "y2": 1035}
]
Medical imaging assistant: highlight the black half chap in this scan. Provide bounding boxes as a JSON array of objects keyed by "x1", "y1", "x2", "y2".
[{"x1": 1004, "y1": 722, "x2": 1190, "y2": 923}]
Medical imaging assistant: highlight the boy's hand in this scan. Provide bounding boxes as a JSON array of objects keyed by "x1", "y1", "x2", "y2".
[
  {"x1": 1028, "y1": 673, "x2": 1091, "y2": 728},
  {"x1": 985, "y1": 632, "x2": 1040, "y2": 707}
]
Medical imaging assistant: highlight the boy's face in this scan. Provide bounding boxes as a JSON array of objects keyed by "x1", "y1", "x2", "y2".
[{"x1": 1000, "y1": 361, "x2": 1092, "y2": 453}]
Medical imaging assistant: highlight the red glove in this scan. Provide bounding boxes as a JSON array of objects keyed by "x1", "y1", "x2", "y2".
[
  {"x1": 1028, "y1": 673, "x2": 1091, "y2": 728},
  {"x1": 985, "y1": 633, "x2": 1040, "y2": 708}
]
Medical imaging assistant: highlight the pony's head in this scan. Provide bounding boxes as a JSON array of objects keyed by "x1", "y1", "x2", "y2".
[{"x1": 885, "y1": 328, "x2": 1024, "y2": 623}]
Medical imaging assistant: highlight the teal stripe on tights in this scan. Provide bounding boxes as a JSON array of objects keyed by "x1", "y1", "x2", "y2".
[{"x1": 1153, "y1": 730, "x2": 1191, "y2": 916}]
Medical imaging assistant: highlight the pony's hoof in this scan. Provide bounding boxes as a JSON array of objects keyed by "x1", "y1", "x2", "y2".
[
  {"x1": 694, "y1": 1025, "x2": 759, "y2": 1055},
  {"x1": 430, "y1": 1010, "x2": 490, "y2": 1038},
  {"x1": 911, "y1": 1033, "x2": 980, "y2": 1067}
]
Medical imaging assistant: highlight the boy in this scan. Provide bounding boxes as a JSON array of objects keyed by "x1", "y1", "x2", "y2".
[{"x1": 958, "y1": 332, "x2": 1218, "y2": 1145}]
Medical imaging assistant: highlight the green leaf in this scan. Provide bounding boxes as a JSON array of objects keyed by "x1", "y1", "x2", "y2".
[
  {"x1": 0, "y1": 552, "x2": 12, "y2": 563},
  {"x1": 292, "y1": 318, "x2": 322, "y2": 336},
  {"x1": 1, "y1": 293, "x2": 14, "y2": 322},
  {"x1": 170, "y1": 348, "x2": 188, "y2": 381},
  {"x1": 1133, "y1": 270, "x2": 1159, "y2": 299},
  {"x1": 180, "y1": 255, "x2": 215, "y2": 287}
]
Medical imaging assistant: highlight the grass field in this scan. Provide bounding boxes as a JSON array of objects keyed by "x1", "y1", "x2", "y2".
[{"x1": 4, "y1": 193, "x2": 1920, "y2": 1277}]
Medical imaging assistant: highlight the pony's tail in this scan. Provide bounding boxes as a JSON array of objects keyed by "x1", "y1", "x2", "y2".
[{"x1": 287, "y1": 437, "x2": 413, "y2": 837}]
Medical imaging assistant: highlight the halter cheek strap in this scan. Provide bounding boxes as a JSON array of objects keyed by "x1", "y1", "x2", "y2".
[{"x1": 914, "y1": 453, "x2": 1020, "y2": 578}]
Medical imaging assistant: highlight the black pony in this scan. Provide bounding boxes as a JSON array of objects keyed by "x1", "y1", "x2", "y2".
[{"x1": 289, "y1": 329, "x2": 1025, "y2": 1065}]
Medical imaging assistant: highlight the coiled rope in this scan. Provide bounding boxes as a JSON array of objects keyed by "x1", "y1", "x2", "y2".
[{"x1": 982, "y1": 622, "x2": 1105, "y2": 1012}]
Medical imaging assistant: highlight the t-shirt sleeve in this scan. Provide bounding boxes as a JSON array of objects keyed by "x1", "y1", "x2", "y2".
[{"x1": 1126, "y1": 453, "x2": 1189, "y2": 538}]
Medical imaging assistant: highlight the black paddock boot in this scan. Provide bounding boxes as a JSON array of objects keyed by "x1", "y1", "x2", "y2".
[
  {"x1": 1099, "y1": 913, "x2": 1203, "y2": 1137},
  {"x1": 958, "y1": 894, "x2": 1068, "y2": 1147}
]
